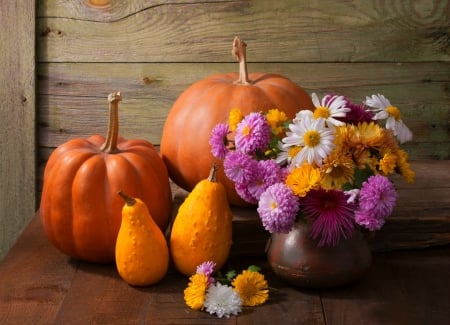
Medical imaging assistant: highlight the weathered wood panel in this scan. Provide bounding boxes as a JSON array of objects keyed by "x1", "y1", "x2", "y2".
[
  {"x1": 37, "y1": 0, "x2": 450, "y2": 62},
  {"x1": 0, "y1": 1, "x2": 35, "y2": 261},
  {"x1": 37, "y1": 62, "x2": 450, "y2": 159}
]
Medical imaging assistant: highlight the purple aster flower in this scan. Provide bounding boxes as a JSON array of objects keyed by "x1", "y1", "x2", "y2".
[
  {"x1": 341, "y1": 98, "x2": 374, "y2": 125},
  {"x1": 247, "y1": 160, "x2": 284, "y2": 201},
  {"x1": 302, "y1": 189, "x2": 355, "y2": 247},
  {"x1": 223, "y1": 151, "x2": 257, "y2": 184},
  {"x1": 210, "y1": 123, "x2": 231, "y2": 159},
  {"x1": 235, "y1": 181, "x2": 258, "y2": 204},
  {"x1": 257, "y1": 183, "x2": 300, "y2": 233},
  {"x1": 196, "y1": 261, "x2": 216, "y2": 285},
  {"x1": 354, "y1": 210, "x2": 385, "y2": 231},
  {"x1": 234, "y1": 112, "x2": 271, "y2": 155},
  {"x1": 355, "y1": 175, "x2": 397, "y2": 231}
]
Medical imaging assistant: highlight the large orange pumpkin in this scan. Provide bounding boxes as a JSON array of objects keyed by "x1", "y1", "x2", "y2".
[
  {"x1": 161, "y1": 37, "x2": 314, "y2": 206},
  {"x1": 40, "y1": 92, "x2": 172, "y2": 263}
]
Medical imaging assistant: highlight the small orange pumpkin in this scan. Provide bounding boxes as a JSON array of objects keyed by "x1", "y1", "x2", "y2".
[
  {"x1": 161, "y1": 37, "x2": 314, "y2": 206},
  {"x1": 40, "y1": 92, "x2": 172, "y2": 263}
]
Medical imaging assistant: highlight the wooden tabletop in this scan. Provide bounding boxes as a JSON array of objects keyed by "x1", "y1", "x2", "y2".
[{"x1": 0, "y1": 214, "x2": 449, "y2": 325}]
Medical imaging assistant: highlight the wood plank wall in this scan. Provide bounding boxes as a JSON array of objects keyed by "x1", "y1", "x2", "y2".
[
  {"x1": 36, "y1": 2, "x2": 449, "y2": 203},
  {"x1": 36, "y1": 1, "x2": 449, "y2": 175},
  {"x1": 0, "y1": 1, "x2": 36, "y2": 261}
]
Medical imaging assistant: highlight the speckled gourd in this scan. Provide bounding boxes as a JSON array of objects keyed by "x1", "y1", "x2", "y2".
[
  {"x1": 170, "y1": 165, "x2": 233, "y2": 276},
  {"x1": 115, "y1": 191, "x2": 169, "y2": 286}
]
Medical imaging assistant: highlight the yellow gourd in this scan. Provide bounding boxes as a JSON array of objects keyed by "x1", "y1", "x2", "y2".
[
  {"x1": 115, "y1": 191, "x2": 169, "y2": 286},
  {"x1": 170, "y1": 164, "x2": 233, "y2": 276}
]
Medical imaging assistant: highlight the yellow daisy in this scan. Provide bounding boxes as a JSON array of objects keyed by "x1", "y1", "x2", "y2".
[
  {"x1": 286, "y1": 163, "x2": 321, "y2": 197},
  {"x1": 396, "y1": 149, "x2": 415, "y2": 183},
  {"x1": 228, "y1": 108, "x2": 243, "y2": 132},
  {"x1": 232, "y1": 270, "x2": 269, "y2": 306},
  {"x1": 379, "y1": 151, "x2": 397, "y2": 175},
  {"x1": 321, "y1": 152, "x2": 355, "y2": 189},
  {"x1": 266, "y1": 108, "x2": 288, "y2": 136},
  {"x1": 184, "y1": 273, "x2": 209, "y2": 310}
]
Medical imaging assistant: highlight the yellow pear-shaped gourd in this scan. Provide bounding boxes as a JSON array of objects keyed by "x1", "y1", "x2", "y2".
[
  {"x1": 115, "y1": 191, "x2": 169, "y2": 286},
  {"x1": 170, "y1": 164, "x2": 233, "y2": 276}
]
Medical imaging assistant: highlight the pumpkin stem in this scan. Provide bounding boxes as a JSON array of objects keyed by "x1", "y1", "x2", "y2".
[
  {"x1": 232, "y1": 36, "x2": 251, "y2": 85},
  {"x1": 118, "y1": 190, "x2": 136, "y2": 206},
  {"x1": 100, "y1": 92, "x2": 122, "y2": 153},
  {"x1": 208, "y1": 164, "x2": 219, "y2": 182}
]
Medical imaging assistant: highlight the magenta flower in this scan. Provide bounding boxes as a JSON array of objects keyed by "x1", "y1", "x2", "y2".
[
  {"x1": 341, "y1": 98, "x2": 374, "y2": 125},
  {"x1": 234, "y1": 112, "x2": 271, "y2": 154},
  {"x1": 223, "y1": 151, "x2": 258, "y2": 184},
  {"x1": 302, "y1": 189, "x2": 355, "y2": 247},
  {"x1": 257, "y1": 183, "x2": 300, "y2": 233},
  {"x1": 355, "y1": 175, "x2": 397, "y2": 231},
  {"x1": 210, "y1": 123, "x2": 230, "y2": 159},
  {"x1": 196, "y1": 261, "x2": 216, "y2": 285},
  {"x1": 235, "y1": 181, "x2": 258, "y2": 204},
  {"x1": 247, "y1": 160, "x2": 284, "y2": 201}
]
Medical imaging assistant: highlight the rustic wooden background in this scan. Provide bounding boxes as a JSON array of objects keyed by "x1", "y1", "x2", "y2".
[
  {"x1": 0, "y1": 1, "x2": 35, "y2": 261},
  {"x1": 1, "y1": 0, "x2": 449, "y2": 260}
]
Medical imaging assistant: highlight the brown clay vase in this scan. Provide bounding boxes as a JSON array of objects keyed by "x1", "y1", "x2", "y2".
[{"x1": 266, "y1": 222, "x2": 372, "y2": 288}]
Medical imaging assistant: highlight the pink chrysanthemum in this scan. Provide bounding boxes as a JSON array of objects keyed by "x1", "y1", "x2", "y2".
[
  {"x1": 355, "y1": 175, "x2": 397, "y2": 231},
  {"x1": 235, "y1": 181, "x2": 258, "y2": 204},
  {"x1": 235, "y1": 112, "x2": 271, "y2": 154},
  {"x1": 209, "y1": 123, "x2": 230, "y2": 159},
  {"x1": 257, "y1": 183, "x2": 300, "y2": 233},
  {"x1": 246, "y1": 160, "x2": 284, "y2": 201},
  {"x1": 341, "y1": 98, "x2": 374, "y2": 125},
  {"x1": 196, "y1": 261, "x2": 216, "y2": 286},
  {"x1": 302, "y1": 189, "x2": 355, "y2": 247},
  {"x1": 223, "y1": 151, "x2": 257, "y2": 184}
]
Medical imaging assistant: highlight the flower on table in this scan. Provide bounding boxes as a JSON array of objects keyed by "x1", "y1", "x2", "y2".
[
  {"x1": 204, "y1": 282, "x2": 242, "y2": 318},
  {"x1": 184, "y1": 273, "x2": 209, "y2": 310},
  {"x1": 184, "y1": 262, "x2": 269, "y2": 318},
  {"x1": 232, "y1": 269, "x2": 269, "y2": 307}
]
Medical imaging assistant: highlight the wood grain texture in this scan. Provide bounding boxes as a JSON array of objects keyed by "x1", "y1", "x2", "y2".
[
  {"x1": 0, "y1": 0, "x2": 36, "y2": 261},
  {"x1": 37, "y1": 0, "x2": 450, "y2": 62},
  {"x1": 1, "y1": 215, "x2": 449, "y2": 324},
  {"x1": 36, "y1": 62, "x2": 450, "y2": 158}
]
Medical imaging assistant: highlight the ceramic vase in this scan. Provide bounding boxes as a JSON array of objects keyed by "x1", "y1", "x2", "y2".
[{"x1": 266, "y1": 222, "x2": 372, "y2": 288}]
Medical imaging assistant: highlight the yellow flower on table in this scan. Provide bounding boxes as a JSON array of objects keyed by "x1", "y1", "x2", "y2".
[{"x1": 232, "y1": 270, "x2": 269, "y2": 307}]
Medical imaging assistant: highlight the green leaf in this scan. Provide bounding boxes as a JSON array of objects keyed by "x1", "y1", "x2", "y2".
[{"x1": 248, "y1": 265, "x2": 261, "y2": 272}]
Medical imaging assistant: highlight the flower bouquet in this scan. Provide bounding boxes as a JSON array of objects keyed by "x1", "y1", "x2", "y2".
[
  {"x1": 184, "y1": 261, "x2": 269, "y2": 318},
  {"x1": 209, "y1": 93, "x2": 415, "y2": 248}
]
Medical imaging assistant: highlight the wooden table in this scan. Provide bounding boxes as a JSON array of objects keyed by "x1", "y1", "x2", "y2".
[{"x1": 1, "y1": 215, "x2": 449, "y2": 325}]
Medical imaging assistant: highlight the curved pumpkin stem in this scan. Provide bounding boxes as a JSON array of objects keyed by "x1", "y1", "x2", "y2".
[
  {"x1": 118, "y1": 190, "x2": 136, "y2": 206},
  {"x1": 208, "y1": 164, "x2": 219, "y2": 182},
  {"x1": 232, "y1": 36, "x2": 251, "y2": 85},
  {"x1": 100, "y1": 92, "x2": 122, "y2": 153}
]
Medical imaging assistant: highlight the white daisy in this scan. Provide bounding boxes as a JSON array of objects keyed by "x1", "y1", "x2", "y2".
[
  {"x1": 311, "y1": 93, "x2": 351, "y2": 127},
  {"x1": 282, "y1": 117, "x2": 335, "y2": 167},
  {"x1": 293, "y1": 109, "x2": 313, "y2": 123},
  {"x1": 204, "y1": 283, "x2": 242, "y2": 318},
  {"x1": 365, "y1": 94, "x2": 413, "y2": 144}
]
